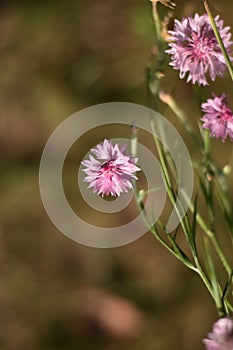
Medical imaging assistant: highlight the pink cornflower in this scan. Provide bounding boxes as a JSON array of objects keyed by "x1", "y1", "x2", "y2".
[
  {"x1": 203, "y1": 317, "x2": 233, "y2": 350},
  {"x1": 81, "y1": 139, "x2": 140, "y2": 197},
  {"x1": 166, "y1": 13, "x2": 233, "y2": 86},
  {"x1": 201, "y1": 94, "x2": 233, "y2": 141}
]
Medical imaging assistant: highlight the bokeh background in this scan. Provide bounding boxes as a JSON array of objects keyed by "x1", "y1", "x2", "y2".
[{"x1": 1, "y1": 0, "x2": 233, "y2": 349}]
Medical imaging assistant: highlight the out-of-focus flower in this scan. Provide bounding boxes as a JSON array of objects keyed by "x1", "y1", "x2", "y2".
[
  {"x1": 82, "y1": 139, "x2": 140, "y2": 197},
  {"x1": 203, "y1": 317, "x2": 233, "y2": 350},
  {"x1": 201, "y1": 94, "x2": 233, "y2": 142},
  {"x1": 166, "y1": 14, "x2": 233, "y2": 86}
]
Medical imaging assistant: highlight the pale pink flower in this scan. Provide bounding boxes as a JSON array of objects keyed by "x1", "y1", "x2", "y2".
[
  {"x1": 203, "y1": 317, "x2": 233, "y2": 350},
  {"x1": 166, "y1": 14, "x2": 233, "y2": 86},
  {"x1": 201, "y1": 94, "x2": 233, "y2": 141},
  {"x1": 82, "y1": 139, "x2": 140, "y2": 197}
]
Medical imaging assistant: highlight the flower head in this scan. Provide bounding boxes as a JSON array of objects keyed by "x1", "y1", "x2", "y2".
[
  {"x1": 203, "y1": 317, "x2": 233, "y2": 350},
  {"x1": 201, "y1": 94, "x2": 233, "y2": 141},
  {"x1": 82, "y1": 139, "x2": 140, "y2": 197},
  {"x1": 166, "y1": 13, "x2": 233, "y2": 86}
]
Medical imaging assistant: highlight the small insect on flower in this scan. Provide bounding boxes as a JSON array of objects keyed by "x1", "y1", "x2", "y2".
[
  {"x1": 201, "y1": 94, "x2": 233, "y2": 142},
  {"x1": 81, "y1": 139, "x2": 141, "y2": 197},
  {"x1": 166, "y1": 13, "x2": 233, "y2": 86},
  {"x1": 203, "y1": 317, "x2": 233, "y2": 350}
]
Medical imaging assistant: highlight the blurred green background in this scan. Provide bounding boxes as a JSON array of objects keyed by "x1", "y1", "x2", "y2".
[{"x1": 1, "y1": 0, "x2": 233, "y2": 349}]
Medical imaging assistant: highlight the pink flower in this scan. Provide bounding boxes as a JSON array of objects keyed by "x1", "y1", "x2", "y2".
[
  {"x1": 201, "y1": 94, "x2": 233, "y2": 141},
  {"x1": 203, "y1": 317, "x2": 233, "y2": 350},
  {"x1": 166, "y1": 13, "x2": 233, "y2": 86},
  {"x1": 81, "y1": 139, "x2": 140, "y2": 197}
]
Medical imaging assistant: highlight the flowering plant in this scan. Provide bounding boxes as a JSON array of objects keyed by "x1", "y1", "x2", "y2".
[{"x1": 82, "y1": 0, "x2": 233, "y2": 347}]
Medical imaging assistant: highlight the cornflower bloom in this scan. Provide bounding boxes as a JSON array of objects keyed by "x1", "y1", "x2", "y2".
[
  {"x1": 201, "y1": 94, "x2": 233, "y2": 141},
  {"x1": 82, "y1": 139, "x2": 140, "y2": 197},
  {"x1": 166, "y1": 13, "x2": 233, "y2": 86},
  {"x1": 203, "y1": 317, "x2": 233, "y2": 350}
]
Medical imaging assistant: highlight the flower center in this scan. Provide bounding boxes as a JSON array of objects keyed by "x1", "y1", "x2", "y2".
[
  {"x1": 190, "y1": 31, "x2": 215, "y2": 60},
  {"x1": 219, "y1": 106, "x2": 233, "y2": 123},
  {"x1": 99, "y1": 160, "x2": 118, "y2": 178}
]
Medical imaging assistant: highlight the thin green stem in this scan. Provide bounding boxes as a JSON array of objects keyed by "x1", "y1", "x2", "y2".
[
  {"x1": 188, "y1": 198, "x2": 232, "y2": 276},
  {"x1": 203, "y1": 129, "x2": 210, "y2": 159},
  {"x1": 159, "y1": 91, "x2": 231, "y2": 266},
  {"x1": 149, "y1": 129, "x2": 219, "y2": 303},
  {"x1": 206, "y1": 179, "x2": 215, "y2": 231},
  {"x1": 151, "y1": 1, "x2": 162, "y2": 52},
  {"x1": 150, "y1": 224, "x2": 194, "y2": 267},
  {"x1": 159, "y1": 91, "x2": 201, "y2": 147},
  {"x1": 151, "y1": 125, "x2": 219, "y2": 303},
  {"x1": 144, "y1": 0, "x2": 233, "y2": 311},
  {"x1": 214, "y1": 177, "x2": 233, "y2": 240},
  {"x1": 203, "y1": 130, "x2": 215, "y2": 232},
  {"x1": 195, "y1": 258, "x2": 217, "y2": 305}
]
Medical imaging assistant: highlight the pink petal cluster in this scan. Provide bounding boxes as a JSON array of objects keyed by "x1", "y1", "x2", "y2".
[
  {"x1": 166, "y1": 13, "x2": 233, "y2": 86},
  {"x1": 203, "y1": 317, "x2": 233, "y2": 350},
  {"x1": 201, "y1": 94, "x2": 233, "y2": 141},
  {"x1": 82, "y1": 139, "x2": 140, "y2": 197}
]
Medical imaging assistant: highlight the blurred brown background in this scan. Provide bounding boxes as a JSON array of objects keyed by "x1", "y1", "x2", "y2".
[{"x1": 0, "y1": 0, "x2": 233, "y2": 349}]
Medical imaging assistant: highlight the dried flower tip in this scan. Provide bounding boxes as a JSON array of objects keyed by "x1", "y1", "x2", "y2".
[
  {"x1": 159, "y1": 90, "x2": 173, "y2": 104},
  {"x1": 223, "y1": 165, "x2": 231, "y2": 175},
  {"x1": 150, "y1": 0, "x2": 176, "y2": 9},
  {"x1": 161, "y1": 11, "x2": 174, "y2": 42},
  {"x1": 205, "y1": 169, "x2": 215, "y2": 182}
]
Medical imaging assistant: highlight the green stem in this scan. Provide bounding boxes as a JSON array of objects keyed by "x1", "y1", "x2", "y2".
[
  {"x1": 203, "y1": 237, "x2": 228, "y2": 316},
  {"x1": 203, "y1": 129, "x2": 210, "y2": 159},
  {"x1": 145, "y1": 0, "x2": 233, "y2": 310},
  {"x1": 203, "y1": 130, "x2": 215, "y2": 231},
  {"x1": 214, "y1": 177, "x2": 233, "y2": 240},
  {"x1": 151, "y1": 1, "x2": 162, "y2": 49},
  {"x1": 149, "y1": 124, "x2": 220, "y2": 303},
  {"x1": 189, "y1": 199, "x2": 232, "y2": 276},
  {"x1": 159, "y1": 91, "x2": 201, "y2": 147},
  {"x1": 195, "y1": 258, "x2": 217, "y2": 305},
  {"x1": 150, "y1": 224, "x2": 195, "y2": 267},
  {"x1": 135, "y1": 189, "x2": 217, "y2": 302}
]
